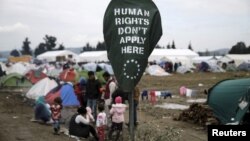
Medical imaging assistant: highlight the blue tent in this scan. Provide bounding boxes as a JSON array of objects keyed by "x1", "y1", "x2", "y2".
[
  {"x1": 60, "y1": 84, "x2": 80, "y2": 106},
  {"x1": 45, "y1": 83, "x2": 80, "y2": 106}
]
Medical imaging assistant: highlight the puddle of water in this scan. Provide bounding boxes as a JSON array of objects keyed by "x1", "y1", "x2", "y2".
[
  {"x1": 186, "y1": 98, "x2": 206, "y2": 103},
  {"x1": 155, "y1": 103, "x2": 189, "y2": 110}
]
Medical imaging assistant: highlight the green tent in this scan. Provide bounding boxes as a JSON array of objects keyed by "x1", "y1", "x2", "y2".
[
  {"x1": 207, "y1": 78, "x2": 250, "y2": 124},
  {"x1": 0, "y1": 73, "x2": 32, "y2": 87}
]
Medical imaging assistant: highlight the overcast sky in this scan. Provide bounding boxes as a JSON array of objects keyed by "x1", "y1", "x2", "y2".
[{"x1": 0, "y1": 0, "x2": 250, "y2": 52}]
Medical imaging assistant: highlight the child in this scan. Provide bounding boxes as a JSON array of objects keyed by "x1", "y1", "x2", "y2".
[
  {"x1": 86, "y1": 106, "x2": 95, "y2": 123},
  {"x1": 50, "y1": 97, "x2": 63, "y2": 135},
  {"x1": 108, "y1": 96, "x2": 126, "y2": 141},
  {"x1": 96, "y1": 104, "x2": 107, "y2": 141}
]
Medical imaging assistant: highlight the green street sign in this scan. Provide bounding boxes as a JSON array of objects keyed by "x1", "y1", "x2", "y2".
[{"x1": 103, "y1": 0, "x2": 162, "y2": 92}]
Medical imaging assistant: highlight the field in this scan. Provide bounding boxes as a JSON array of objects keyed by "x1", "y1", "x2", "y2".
[{"x1": 0, "y1": 71, "x2": 249, "y2": 141}]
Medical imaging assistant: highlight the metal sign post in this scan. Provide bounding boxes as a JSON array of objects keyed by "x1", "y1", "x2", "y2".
[{"x1": 129, "y1": 90, "x2": 135, "y2": 141}]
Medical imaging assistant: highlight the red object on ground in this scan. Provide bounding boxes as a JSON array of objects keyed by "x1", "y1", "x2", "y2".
[{"x1": 149, "y1": 90, "x2": 156, "y2": 105}]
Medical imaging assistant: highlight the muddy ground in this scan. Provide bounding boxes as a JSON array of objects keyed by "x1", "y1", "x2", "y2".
[{"x1": 0, "y1": 71, "x2": 249, "y2": 141}]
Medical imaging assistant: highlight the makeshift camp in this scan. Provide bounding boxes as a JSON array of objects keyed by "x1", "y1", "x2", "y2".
[
  {"x1": 25, "y1": 69, "x2": 47, "y2": 84},
  {"x1": 45, "y1": 83, "x2": 80, "y2": 106},
  {"x1": 207, "y1": 78, "x2": 250, "y2": 124},
  {"x1": 26, "y1": 77, "x2": 58, "y2": 100},
  {"x1": 0, "y1": 73, "x2": 32, "y2": 87}
]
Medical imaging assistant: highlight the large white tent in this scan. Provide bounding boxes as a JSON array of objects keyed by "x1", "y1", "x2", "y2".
[
  {"x1": 37, "y1": 50, "x2": 80, "y2": 62},
  {"x1": 79, "y1": 51, "x2": 108, "y2": 62},
  {"x1": 148, "y1": 49, "x2": 199, "y2": 68},
  {"x1": 149, "y1": 49, "x2": 199, "y2": 60},
  {"x1": 192, "y1": 56, "x2": 222, "y2": 64}
]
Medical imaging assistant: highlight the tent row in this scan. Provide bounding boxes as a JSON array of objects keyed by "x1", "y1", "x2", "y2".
[
  {"x1": 4, "y1": 49, "x2": 250, "y2": 73},
  {"x1": 36, "y1": 49, "x2": 199, "y2": 64}
]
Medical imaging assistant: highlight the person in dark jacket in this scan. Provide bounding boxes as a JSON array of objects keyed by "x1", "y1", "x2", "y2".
[
  {"x1": 85, "y1": 71, "x2": 102, "y2": 119},
  {"x1": 69, "y1": 106, "x2": 99, "y2": 140}
]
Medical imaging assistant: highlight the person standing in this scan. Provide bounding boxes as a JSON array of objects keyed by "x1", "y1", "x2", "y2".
[
  {"x1": 102, "y1": 71, "x2": 117, "y2": 109},
  {"x1": 86, "y1": 71, "x2": 101, "y2": 119},
  {"x1": 109, "y1": 96, "x2": 127, "y2": 141},
  {"x1": 50, "y1": 97, "x2": 63, "y2": 135},
  {"x1": 96, "y1": 104, "x2": 107, "y2": 141}
]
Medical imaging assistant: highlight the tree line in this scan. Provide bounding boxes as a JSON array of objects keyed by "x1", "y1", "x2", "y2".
[
  {"x1": 10, "y1": 35, "x2": 65, "y2": 57},
  {"x1": 9, "y1": 35, "x2": 249, "y2": 57},
  {"x1": 9, "y1": 35, "x2": 109, "y2": 57},
  {"x1": 228, "y1": 42, "x2": 250, "y2": 54}
]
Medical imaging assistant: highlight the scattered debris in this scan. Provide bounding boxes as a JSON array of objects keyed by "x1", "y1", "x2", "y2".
[{"x1": 174, "y1": 103, "x2": 219, "y2": 127}]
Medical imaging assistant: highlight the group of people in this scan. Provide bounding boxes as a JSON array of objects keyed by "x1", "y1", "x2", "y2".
[
  {"x1": 33, "y1": 70, "x2": 140, "y2": 141},
  {"x1": 68, "y1": 95, "x2": 126, "y2": 141}
]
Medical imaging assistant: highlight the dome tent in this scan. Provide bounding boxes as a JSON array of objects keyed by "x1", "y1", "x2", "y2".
[
  {"x1": 45, "y1": 83, "x2": 80, "y2": 106},
  {"x1": 207, "y1": 78, "x2": 250, "y2": 124},
  {"x1": 0, "y1": 73, "x2": 32, "y2": 87},
  {"x1": 26, "y1": 77, "x2": 58, "y2": 100}
]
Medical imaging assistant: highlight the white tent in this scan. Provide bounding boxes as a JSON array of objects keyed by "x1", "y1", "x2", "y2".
[
  {"x1": 145, "y1": 65, "x2": 171, "y2": 76},
  {"x1": 192, "y1": 56, "x2": 222, "y2": 64},
  {"x1": 148, "y1": 49, "x2": 199, "y2": 67},
  {"x1": 177, "y1": 66, "x2": 192, "y2": 74},
  {"x1": 5, "y1": 62, "x2": 33, "y2": 75},
  {"x1": 26, "y1": 77, "x2": 58, "y2": 100},
  {"x1": 79, "y1": 51, "x2": 108, "y2": 62},
  {"x1": 219, "y1": 54, "x2": 250, "y2": 67},
  {"x1": 82, "y1": 62, "x2": 98, "y2": 72},
  {"x1": 98, "y1": 63, "x2": 114, "y2": 75},
  {"x1": 167, "y1": 56, "x2": 194, "y2": 69},
  {"x1": 0, "y1": 62, "x2": 7, "y2": 72},
  {"x1": 149, "y1": 49, "x2": 199, "y2": 61},
  {"x1": 37, "y1": 50, "x2": 80, "y2": 62}
]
